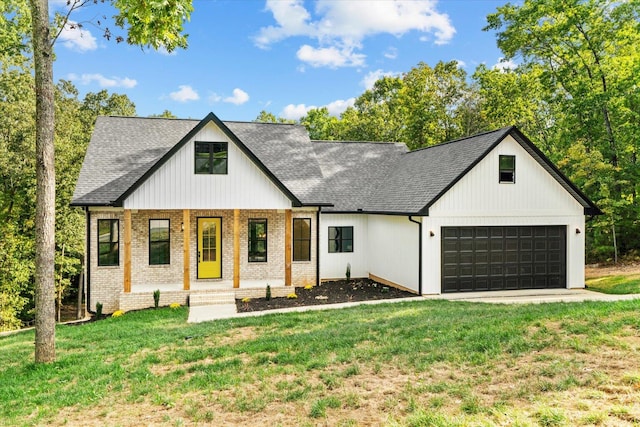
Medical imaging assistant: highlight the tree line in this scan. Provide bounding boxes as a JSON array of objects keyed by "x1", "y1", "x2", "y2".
[{"x1": 258, "y1": 0, "x2": 640, "y2": 266}]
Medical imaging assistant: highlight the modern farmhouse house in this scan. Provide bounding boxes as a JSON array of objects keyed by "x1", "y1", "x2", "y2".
[{"x1": 72, "y1": 113, "x2": 600, "y2": 313}]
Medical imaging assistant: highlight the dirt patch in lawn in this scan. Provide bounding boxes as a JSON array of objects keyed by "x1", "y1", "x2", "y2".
[
  {"x1": 235, "y1": 278, "x2": 416, "y2": 313},
  {"x1": 585, "y1": 261, "x2": 640, "y2": 278}
]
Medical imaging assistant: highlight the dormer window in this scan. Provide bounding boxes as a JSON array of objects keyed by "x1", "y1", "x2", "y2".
[
  {"x1": 499, "y1": 155, "x2": 515, "y2": 183},
  {"x1": 195, "y1": 141, "x2": 228, "y2": 174}
]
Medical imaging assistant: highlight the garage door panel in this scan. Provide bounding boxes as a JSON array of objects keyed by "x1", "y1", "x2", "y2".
[
  {"x1": 460, "y1": 240, "x2": 474, "y2": 251},
  {"x1": 489, "y1": 278, "x2": 504, "y2": 290},
  {"x1": 442, "y1": 226, "x2": 566, "y2": 293},
  {"x1": 490, "y1": 252, "x2": 503, "y2": 263},
  {"x1": 475, "y1": 227, "x2": 489, "y2": 238},
  {"x1": 460, "y1": 228, "x2": 474, "y2": 238},
  {"x1": 460, "y1": 253, "x2": 473, "y2": 264},
  {"x1": 475, "y1": 252, "x2": 489, "y2": 264},
  {"x1": 505, "y1": 277, "x2": 519, "y2": 289},
  {"x1": 474, "y1": 278, "x2": 489, "y2": 290}
]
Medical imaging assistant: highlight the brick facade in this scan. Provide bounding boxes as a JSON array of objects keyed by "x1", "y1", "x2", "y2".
[{"x1": 88, "y1": 208, "x2": 317, "y2": 312}]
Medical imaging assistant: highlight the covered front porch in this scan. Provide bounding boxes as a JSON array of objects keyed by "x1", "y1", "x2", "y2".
[{"x1": 93, "y1": 207, "x2": 317, "y2": 312}]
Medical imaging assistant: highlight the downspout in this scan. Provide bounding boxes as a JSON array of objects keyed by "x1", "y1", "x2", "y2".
[
  {"x1": 408, "y1": 216, "x2": 422, "y2": 296},
  {"x1": 316, "y1": 207, "x2": 321, "y2": 286},
  {"x1": 85, "y1": 208, "x2": 94, "y2": 314}
]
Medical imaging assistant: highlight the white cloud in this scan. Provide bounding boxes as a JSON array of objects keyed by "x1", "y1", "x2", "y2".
[
  {"x1": 325, "y1": 98, "x2": 355, "y2": 116},
  {"x1": 224, "y1": 88, "x2": 250, "y2": 105},
  {"x1": 493, "y1": 57, "x2": 517, "y2": 72},
  {"x1": 208, "y1": 93, "x2": 222, "y2": 103},
  {"x1": 280, "y1": 97, "x2": 356, "y2": 120},
  {"x1": 281, "y1": 103, "x2": 315, "y2": 121},
  {"x1": 67, "y1": 73, "x2": 137, "y2": 88},
  {"x1": 453, "y1": 59, "x2": 466, "y2": 69},
  {"x1": 169, "y1": 85, "x2": 200, "y2": 102},
  {"x1": 256, "y1": 0, "x2": 455, "y2": 68},
  {"x1": 384, "y1": 47, "x2": 398, "y2": 60},
  {"x1": 58, "y1": 21, "x2": 97, "y2": 52},
  {"x1": 361, "y1": 69, "x2": 400, "y2": 90},
  {"x1": 296, "y1": 44, "x2": 365, "y2": 68}
]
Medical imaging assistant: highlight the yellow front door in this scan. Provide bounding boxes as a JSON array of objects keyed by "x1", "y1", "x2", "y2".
[{"x1": 197, "y1": 217, "x2": 222, "y2": 279}]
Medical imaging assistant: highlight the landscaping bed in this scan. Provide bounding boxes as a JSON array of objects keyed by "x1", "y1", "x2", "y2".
[{"x1": 236, "y1": 278, "x2": 415, "y2": 312}]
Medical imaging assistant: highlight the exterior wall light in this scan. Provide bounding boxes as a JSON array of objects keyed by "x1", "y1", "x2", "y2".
[
  {"x1": 429, "y1": 230, "x2": 435, "y2": 237},
  {"x1": 575, "y1": 228, "x2": 581, "y2": 234}
]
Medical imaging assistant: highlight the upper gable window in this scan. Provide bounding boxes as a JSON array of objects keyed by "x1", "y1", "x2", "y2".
[
  {"x1": 195, "y1": 141, "x2": 228, "y2": 175},
  {"x1": 499, "y1": 155, "x2": 515, "y2": 183}
]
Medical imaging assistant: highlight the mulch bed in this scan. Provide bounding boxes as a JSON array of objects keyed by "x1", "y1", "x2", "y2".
[{"x1": 235, "y1": 278, "x2": 416, "y2": 313}]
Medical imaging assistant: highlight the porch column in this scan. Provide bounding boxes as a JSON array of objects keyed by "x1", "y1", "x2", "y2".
[
  {"x1": 123, "y1": 209, "x2": 132, "y2": 293},
  {"x1": 285, "y1": 209, "x2": 292, "y2": 286},
  {"x1": 183, "y1": 209, "x2": 190, "y2": 291},
  {"x1": 233, "y1": 208, "x2": 240, "y2": 288}
]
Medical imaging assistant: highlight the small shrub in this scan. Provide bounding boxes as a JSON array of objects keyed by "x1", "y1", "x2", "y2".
[
  {"x1": 153, "y1": 289, "x2": 160, "y2": 308},
  {"x1": 112, "y1": 310, "x2": 125, "y2": 318},
  {"x1": 241, "y1": 297, "x2": 251, "y2": 303},
  {"x1": 265, "y1": 284, "x2": 271, "y2": 301},
  {"x1": 346, "y1": 263, "x2": 351, "y2": 281},
  {"x1": 287, "y1": 293, "x2": 298, "y2": 299},
  {"x1": 304, "y1": 283, "x2": 314, "y2": 290},
  {"x1": 95, "y1": 302, "x2": 103, "y2": 319},
  {"x1": 169, "y1": 302, "x2": 181, "y2": 309}
]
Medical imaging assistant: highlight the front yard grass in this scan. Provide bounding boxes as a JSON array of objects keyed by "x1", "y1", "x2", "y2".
[
  {"x1": 1, "y1": 299, "x2": 640, "y2": 426},
  {"x1": 586, "y1": 274, "x2": 640, "y2": 294}
]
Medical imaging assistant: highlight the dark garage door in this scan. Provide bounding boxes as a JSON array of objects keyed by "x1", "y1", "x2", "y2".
[{"x1": 442, "y1": 226, "x2": 566, "y2": 293}]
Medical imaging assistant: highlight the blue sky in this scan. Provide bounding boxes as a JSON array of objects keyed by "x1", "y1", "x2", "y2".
[{"x1": 51, "y1": 0, "x2": 514, "y2": 122}]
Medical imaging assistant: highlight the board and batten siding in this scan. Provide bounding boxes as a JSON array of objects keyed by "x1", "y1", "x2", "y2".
[
  {"x1": 422, "y1": 135, "x2": 585, "y2": 294},
  {"x1": 367, "y1": 215, "x2": 419, "y2": 293},
  {"x1": 319, "y1": 214, "x2": 369, "y2": 280},
  {"x1": 124, "y1": 122, "x2": 292, "y2": 210}
]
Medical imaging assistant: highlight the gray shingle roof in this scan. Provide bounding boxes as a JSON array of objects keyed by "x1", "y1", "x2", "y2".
[
  {"x1": 361, "y1": 128, "x2": 513, "y2": 214},
  {"x1": 72, "y1": 116, "x2": 199, "y2": 206},
  {"x1": 72, "y1": 114, "x2": 600, "y2": 215}
]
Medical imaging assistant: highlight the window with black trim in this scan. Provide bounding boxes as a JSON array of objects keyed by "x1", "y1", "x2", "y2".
[
  {"x1": 499, "y1": 155, "x2": 515, "y2": 183},
  {"x1": 248, "y1": 219, "x2": 267, "y2": 262},
  {"x1": 328, "y1": 226, "x2": 353, "y2": 253},
  {"x1": 149, "y1": 219, "x2": 170, "y2": 265},
  {"x1": 195, "y1": 141, "x2": 228, "y2": 174},
  {"x1": 293, "y1": 218, "x2": 311, "y2": 261},
  {"x1": 98, "y1": 219, "x2": 119, "y2": 266}
]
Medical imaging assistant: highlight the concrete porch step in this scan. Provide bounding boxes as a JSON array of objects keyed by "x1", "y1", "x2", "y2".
[{"x1": 189, "y1": 292, "x2": 236, "y2": 307}]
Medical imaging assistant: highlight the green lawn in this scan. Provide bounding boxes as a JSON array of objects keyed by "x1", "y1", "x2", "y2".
[
  {"x1": 1, "y1": 300, "x2": 640, "y2": 426},
  {"x1": 586, "y1": 274, "x2": 640, "y2": 294}
]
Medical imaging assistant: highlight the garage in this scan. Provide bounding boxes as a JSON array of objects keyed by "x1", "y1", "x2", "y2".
[{"x1": 441, "y1": 226, "x2": 566, "y2": 293}]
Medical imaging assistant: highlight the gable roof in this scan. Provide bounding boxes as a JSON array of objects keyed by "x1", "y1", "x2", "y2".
[
  {"x1": 72, "y1": 114, "x2": 324, "y2": 207},
  {"x1": 72, "y1": 114, "x2": 601, "y2": 216}
]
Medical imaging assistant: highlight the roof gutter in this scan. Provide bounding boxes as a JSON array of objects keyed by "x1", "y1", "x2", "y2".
[{"x1": 408, "y1": 216, "x2": 423, "y2": 296}]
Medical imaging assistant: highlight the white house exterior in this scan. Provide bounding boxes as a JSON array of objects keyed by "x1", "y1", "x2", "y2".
[{"x1": 72, "y1": 113, "x2": 600, "y2": 313}]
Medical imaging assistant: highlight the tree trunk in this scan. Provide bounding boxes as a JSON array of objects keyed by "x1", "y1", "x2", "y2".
[{"x1": 30, "y1": 0, "x2": 56, "y2": 363}]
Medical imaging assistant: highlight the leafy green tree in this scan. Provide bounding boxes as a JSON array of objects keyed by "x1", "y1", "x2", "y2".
[
  {"x1": 398, "y1": 61, "x2": 471, "y2": 148},
  {"x1": 299, "y1": 108, "x2": 344, "y2": 140},
  {"x1": 485, "y1": 0, "x2": 640, "y2": 261},
  {"x1": 29, "y1": 0, "x2": 193, "y2": 362},
  {"x1": 149, "y1": 110, "x2": 177, "y2": 118},
  {"x1": 473, "y1": 64, "x2": 559, "y2": 157},
  {"x1": 341, "y1": 76, "x2": 404, "y2": 142},
  {"x1": 254, "y1": 110, "x2": 295, "y2": 124}
]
